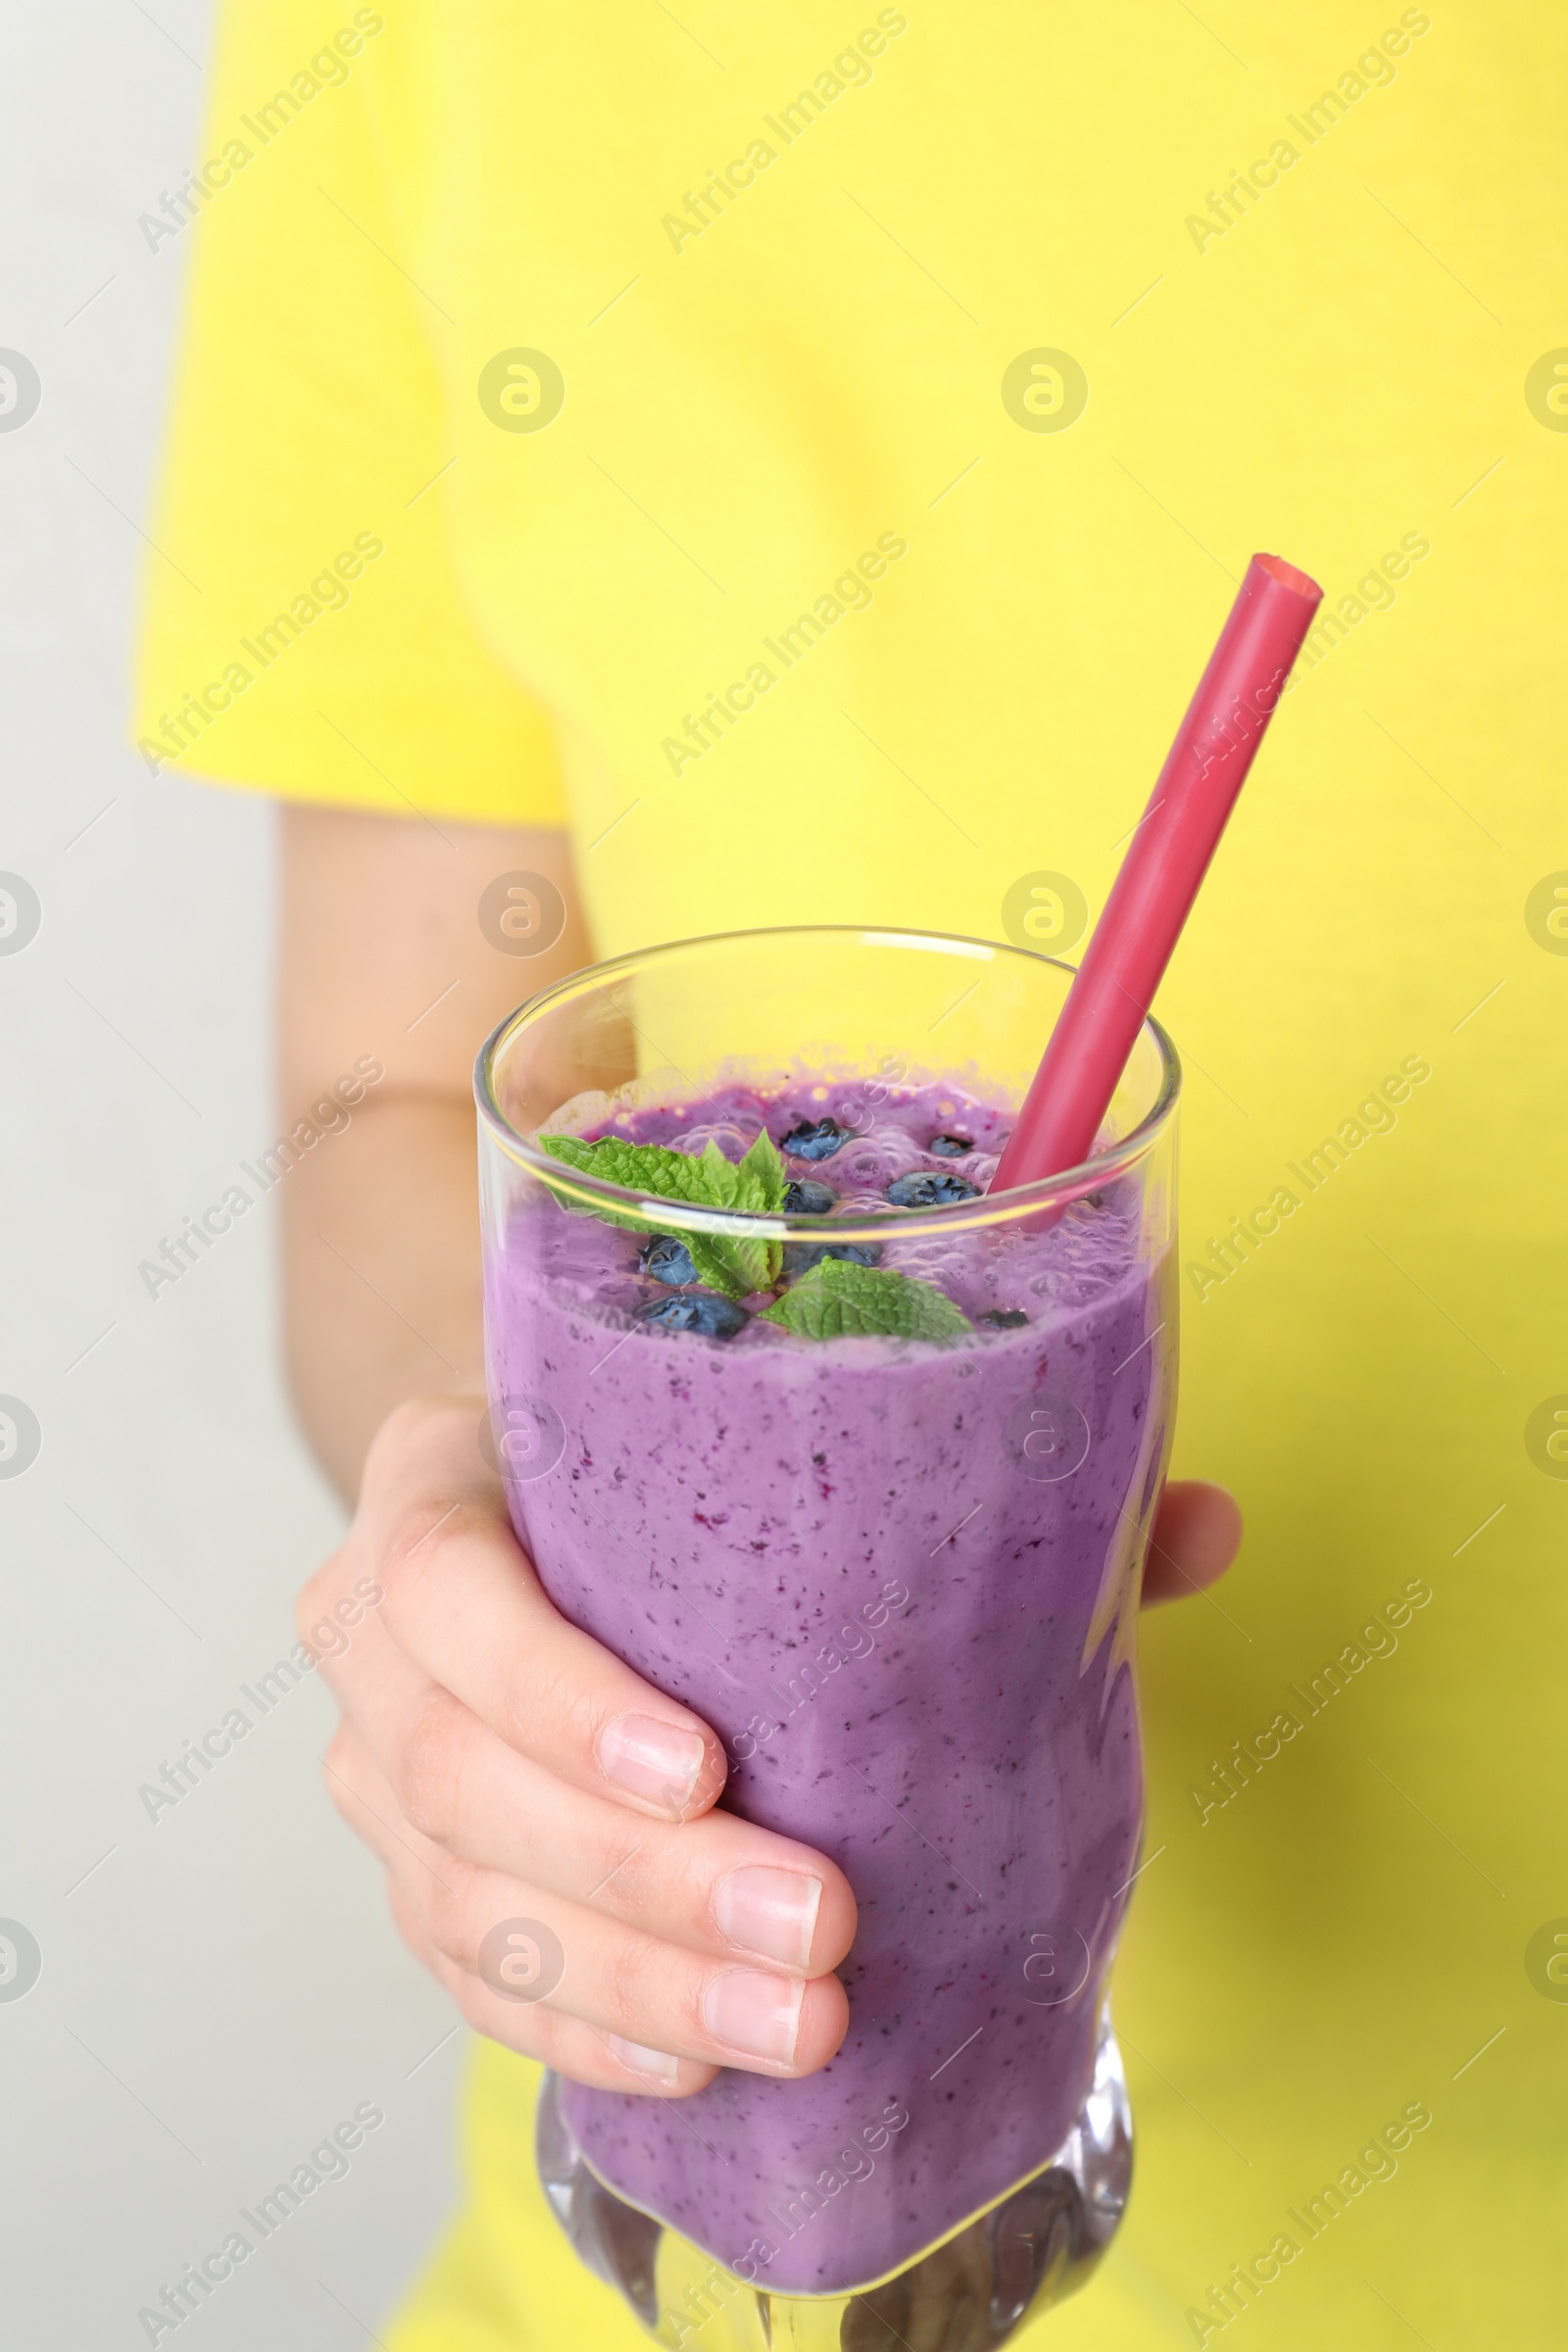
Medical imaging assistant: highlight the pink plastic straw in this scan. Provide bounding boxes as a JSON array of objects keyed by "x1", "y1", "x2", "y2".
[{"x1": 991, "y1": 554, "x2": 1323, "y2": 1195}]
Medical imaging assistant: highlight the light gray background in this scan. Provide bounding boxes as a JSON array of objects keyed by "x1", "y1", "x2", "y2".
[{"x1": 1, "y1": 7, "x2": 464, "y2": 2343}]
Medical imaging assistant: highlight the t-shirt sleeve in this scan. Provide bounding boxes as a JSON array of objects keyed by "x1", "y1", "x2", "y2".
[{"x1": 133, "y1": 1, "x2": 565, "y2": 827}]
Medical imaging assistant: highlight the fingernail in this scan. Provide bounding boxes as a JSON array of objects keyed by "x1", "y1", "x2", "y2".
[
  {"x1": 702, "y1": 1969, "x2": 804, "y2": 2067},
  {"x1": 714, "y1": 1866, "x2": 823, "y2": 1970},
  {"x1": 598, "y1": 1714, "x2": 706, "y2": 1814},
  {"x1": 607, "y1": 2035, "x2": 681, "y2": 2086}
]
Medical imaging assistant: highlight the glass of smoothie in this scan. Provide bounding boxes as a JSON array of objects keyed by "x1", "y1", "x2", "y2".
[{"x1": 474, "y1": 925, "x2": 1179, "y2": 2352}]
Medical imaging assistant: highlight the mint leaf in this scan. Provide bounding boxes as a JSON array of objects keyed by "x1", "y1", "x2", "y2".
[
  {"x1": 760, "y1": 1258, "x2": 971, "y2": 1342},
  {"x1": 733, "y1": 1127, "x2": 787, "y2": 1216},
  {"x1": 682, "y1": 1216, "x2": 777, "y2": 1301},
  {"x1": 540, "y1": 1133, "x2": 719, "y2": 1207},
  {"x1": 685, "y1": 1131, "x2": 786, "y2": 1291},
  {"x1": 538, "y1": 1130, "x2": 784, "y2": 1298}
]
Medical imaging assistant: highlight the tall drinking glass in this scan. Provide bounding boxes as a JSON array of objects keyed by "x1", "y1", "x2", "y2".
[{"x1": 474, "y1": 927, "x2": 1180, "y2": 2350}]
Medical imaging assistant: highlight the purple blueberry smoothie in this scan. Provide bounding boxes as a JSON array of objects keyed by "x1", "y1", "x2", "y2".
[{"x1": 484, "y1": 1077, "x2": 1174, "y2": 2297}]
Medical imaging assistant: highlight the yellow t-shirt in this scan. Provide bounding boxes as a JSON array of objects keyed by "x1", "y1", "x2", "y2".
[{"x1": 137, "y1": 4, "x2": 1568, "y2": 2344}]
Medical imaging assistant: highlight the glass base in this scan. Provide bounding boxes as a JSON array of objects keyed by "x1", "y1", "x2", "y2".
[{"x1": 536, "y1": 2003, "x2": 1132, "y2": 2350}]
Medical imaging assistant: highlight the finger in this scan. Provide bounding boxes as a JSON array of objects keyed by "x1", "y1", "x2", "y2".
[
  {"x1": 357, "y1": 1396, "x2": 729, "y2": 1823},
  {"x1": 1142, "y1": 1480, "x2": 1243, "y2": 1606},
  {"x1": 324, "y1": 1725, "x2": 719, "y2": 2094},
  {"x1": 410, "y1": 1850, "x2": 851, "y2": 2081},
  {"x1": 293, "y1": 1544, "x2": 392, "y2": 1675},
  {"x1": 332, "y1": 1633, "x2": 855, "y2": 1973},
  {"x1": 381, "y1": 1861, "x2": 722, "y2": 2098},
  {"x1": 330, "y1": 1727, "x2": 847, "y2": 2077}
]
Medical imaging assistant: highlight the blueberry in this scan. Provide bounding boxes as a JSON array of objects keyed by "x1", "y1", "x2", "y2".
[
  {"x1": 886, "y1": 1171, "x2": 980, "y2": 1208},
  {"x1": 781, "y1": 1119, "x2": 853, "y2": 1161},
  {"x1": 635, "y1": 1293, "x2": 749, "y2": 1340},
  {"x1": 783, "y1": 1179, "x2": 837, "y2": 1214},
  {"x1": 980, "y1": 1308, "x2": 1029, "y2": 1329},
  {"x1": 783, "y1": 1240, "x2": 884, "y2": 1277},
  {"x1": 640, "y1": 1235, "x2": 696, "y2": 1287},
  {"x1": 928, "y1": 1134, "x2": 973, "y2": 1158}
]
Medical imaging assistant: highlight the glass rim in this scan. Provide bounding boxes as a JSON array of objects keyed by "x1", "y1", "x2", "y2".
[{"x1": 472, "y1": 922, "x2": 1181, "y2": 1238}]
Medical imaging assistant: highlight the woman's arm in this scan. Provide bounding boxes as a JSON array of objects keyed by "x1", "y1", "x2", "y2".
[{"x1": 278, "y1": 806, "x2": 592, "y2": 1498}]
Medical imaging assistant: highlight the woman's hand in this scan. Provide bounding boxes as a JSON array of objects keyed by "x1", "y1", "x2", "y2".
[
  {"x1": 299, "y1": 1396, "x2": 858, "y2": 2098},
  {"x1": 299, "y1": 1396, "x2": 1241, "y2": 2099}
]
